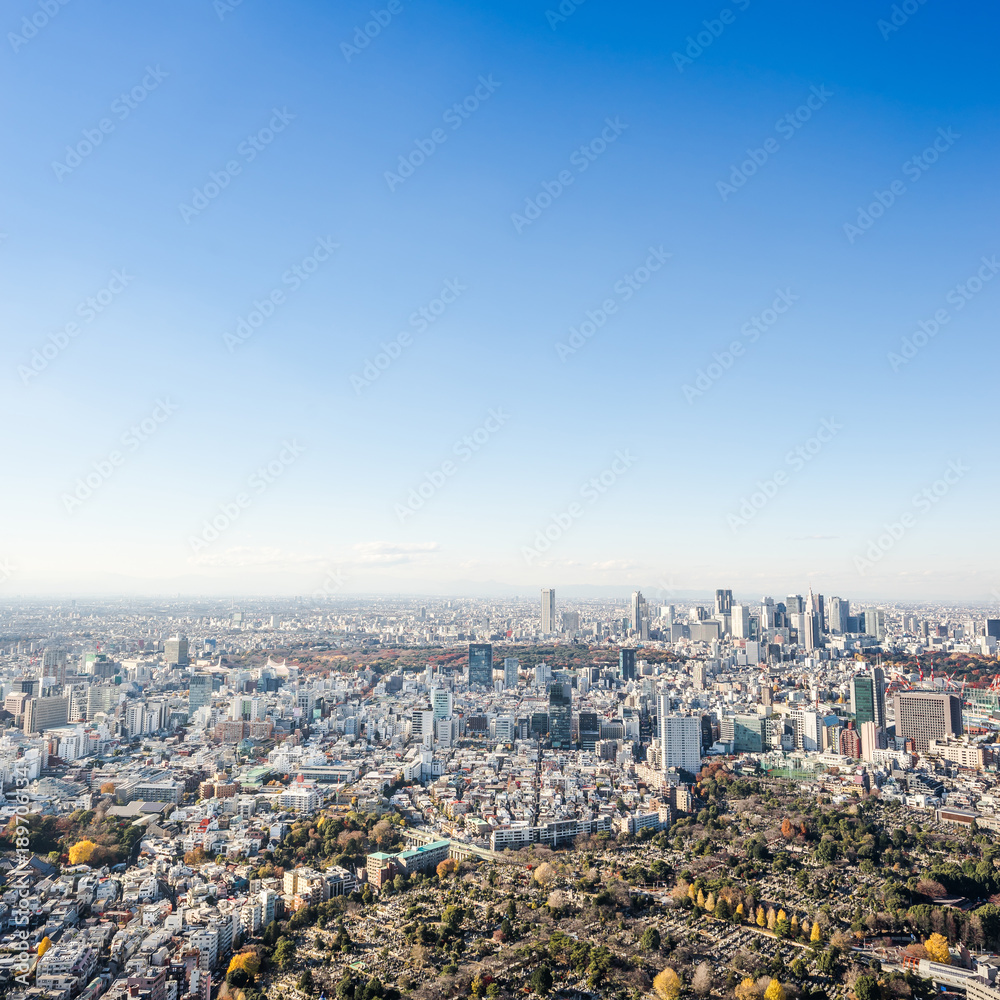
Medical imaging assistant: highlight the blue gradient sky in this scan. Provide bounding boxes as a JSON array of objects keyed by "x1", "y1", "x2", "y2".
[{"x1": 2, "y1": 0, "x2": 997, "y2": 600}]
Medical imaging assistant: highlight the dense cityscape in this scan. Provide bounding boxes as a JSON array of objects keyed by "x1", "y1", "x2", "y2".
[
  {"x1": 6, "y1": 5, "x2": 996, "y2": 1000},
  {"x1": 4, "y1": 589, "x2": 1000, "y2": 1000}
]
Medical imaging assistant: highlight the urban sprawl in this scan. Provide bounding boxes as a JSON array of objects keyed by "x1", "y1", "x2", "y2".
[{"x1": 3, "y1": 589, "x2": 1000, "y2": 1000}]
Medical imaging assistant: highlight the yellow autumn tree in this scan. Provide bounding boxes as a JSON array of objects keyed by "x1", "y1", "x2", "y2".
[
  {"x1": 736, "y1": 902, "x2": 746, "y2": 921},
  {"x1": 777, "y1": 909, "x2": 787, "y2": 924},
  {"x1": 705, "y1": 892, "x2": 716, "y2": 912},
  {"x1": 100, "y1": 782, "x2": 116, "y2": 794},
  {"x1": 756, "y1": 906, "x2": 766, "y2": 927},
  {"x1": 790, "y1": 915, "x2": 800, "y2": 938},
  {"x1": 925, "y1": 933, "x2": 951, "y2": 964},
  {"x1": 767, "y1": 907, "x2": 777, "y2": 930},
  {"x1": 654, "y1": 968, "x2": 682, "y2": 1000},
  {"x1": 696, "y1": 888, "x2": 707, "y2": 909},
  {"x1": 227, "y1": 950, "x2": 261, "y2": 978},
  {"x1": 810, "y1": 920, "x2": 822, "y2": 943},
  {"x1": 735, "y1": 976, "x2": 761, "y2": 1000},
  {"x1": 38, "y1": 937, "x2": 51, "y2": 956},
  {"x1": 69, "y1": 840, "x2": 97, "y2": 864},
  {"x1": 764, "y1": 980, "x2": 786, "y2": 1000},
  {"x1": 436, "y1": 859, "x2": 458, "y2": 878}
]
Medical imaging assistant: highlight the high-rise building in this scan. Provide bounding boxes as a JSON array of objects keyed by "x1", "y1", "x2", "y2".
[
  {"x1": 791, "y1": 709, "x2": 820, "y2": 751},
  {"x1": 411, "y1": 709, "x2": 434, "y2": 746},
  {"x1": 619, "y1": 648, "x2": 636, "y2": 682},
  {"x1": 561, "y1": 610, "x2": 580, "y2": 633},
  {"x1": 548, "y1": 682, "x2": 572, "y2": 749},
  {"x1": 828, "y1": 597, "x2": 849, "y2": 635},
  {"x1": 656, "y1": 694, "x2": 700, "y2": 771},
  {"x1": 164, "y1": 635, "x2": 189, "y2": 667},
  {"x1": 893, "y1": 692, "x2": 962, "y2": 750},
  {"x1": 863, "y1": 609, "x2": 885, "y2": 640},
  {"x1": 41, "y1": 648, "x2": 67, "y2": 687},
  {"x1": 188, "y1": 673, "x2": 213, "y2": 714},
  {"x1": 630, "y1": 591, "x2": 647, "y2": 633},
  {"x1": 86, "y1": 683, "x2": 120, "y2": 720},
  {"x1": 986, "y1": 620, "x2": 1000, "y2": 639},
  {"x1": 503, "y1": 657, "x2": 519, "y2": 688},
  {"x1": 840, "y1": 722, "x2": 861, "y2": 758},
  {"x1": 786, "y1": 594, "x2": 803, "y2": 615},
  {"x1": 468, "y1": 643, "x2": 493, "y2": 687},
  {"x1": 541, "y1": 589, "x2": 556, "y2": 633},
  {"x1": 851, "y1": 668, "x2": 887, "y2": 730},
  {"x1": 731, "y1": 605, "x2": 750, "y2": 639},
  {"x1": 657, "y1": 702, "x2": 702, "y2": 776},
  {"x1": 802, "y1": 612, "x2": 819, "y2": 651},
  {"x1": 431, "y1": 688, "x2": 453, "y2": 719},
  {"x1": 859, "y1": 721, "x2": 884, "y2": 762},
  {"x1": 722, "y1": 714, "x2": 765, "y2": 753},
  {"x1": 578, "y1": 712, "x2": 600, "y2": 751},
  {"x1": 23, "y1": 695, "x2": 70, "y2": 735},
  {"x1": 714, "y1": 589, "x2": 733, "y2": 615}
]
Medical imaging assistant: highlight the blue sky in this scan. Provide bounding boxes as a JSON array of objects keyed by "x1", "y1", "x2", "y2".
[{"x1": 1, "y1": 0, "x2": 997, "y2": 600}]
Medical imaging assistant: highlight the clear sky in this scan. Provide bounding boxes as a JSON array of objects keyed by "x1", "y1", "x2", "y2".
[{"x1": 2, "y1": 0, "x2": 997, "y2": 601}]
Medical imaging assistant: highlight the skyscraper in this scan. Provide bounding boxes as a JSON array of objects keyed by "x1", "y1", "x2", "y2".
[
  {"x1": 431, "y1": 688, "x2": 453, "y2": 719},
  {"x1": 656, "y1": 695, "x2": 702, "y2": 775},
  {"x1": 165, "y1": 635, "x2": 189, "y2": 667},
  {"x1": 851, "y1": 668, "x2": 886, "y2": 730},
  {"x1": 619, "y1": 648, "x2": 636, "y2": 682},
  {"x1": 541, "y1": 589, "x2": 556, "y2": 633},
  {"x1": 802, "y1": 612, "x2": 819, "y2": 652},
  {"x1": 714, "y1": 589, "x2": 733, "y2": 615},
  {"x1": 786, "y1": 594, "x2": 803, "y2": 615},
  {"x1": 548, "y1": 682, "x2": 572, "y2": 749},
  {"x1": 731, "y1": 605, "x2": 750, "y2": 639},
  {"x1": 863, "y1": 609, "x2": 885, "y2": 640},
  {"x1": 828, "y1": 597, "x2": 849, "y2": 634},
  {"x1": 560, "y1": 610, "x2": 580, "y2": 633},
  {"x1": 41, "y1": 648, "x2": 67, "y2": 687},
  {"x1": 188, "y1": 673, "x2": 213, "y2": 714},
  {"x1": 503, "y1": 657, "x2": 519, "y2": 688},
  {"x1": 468, "y1": 643, "x2": 493, "y2": 687},
  {"x1": 578, "y1": 712, "x2": 599, "y2": 751},
  {"x1": 630, "y1": 590, "x2": 647, "y2": 632}
]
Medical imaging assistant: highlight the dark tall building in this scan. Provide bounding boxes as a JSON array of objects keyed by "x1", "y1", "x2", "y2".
[
  {"x1": 851, "y1": 668, "x2": 886, "y2": 730},
  {"x1": 579, "y1": 712, "x2": 599, "y2": 751},
  {"x1": 548, "y1": 682, "x2": 572, "y2": 749},
  {"x1": 699, "y1": 714, "x2": 715, "y2": 752},
  {"x1": 468, "y1": 643, "x2": 493, "y2": 687},
  {"x1": 715, "y1": 589, "x2": 733, "y2": 615},
  {"x1": 530, "y1": 712, "x2": 549, "y2": 737},
  {"x1": 987, "y1": 620, "x2": 1000, "y2": 639},
  {"x1": 619, "y1": 648, "x2": 636, "y2": 682}
]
